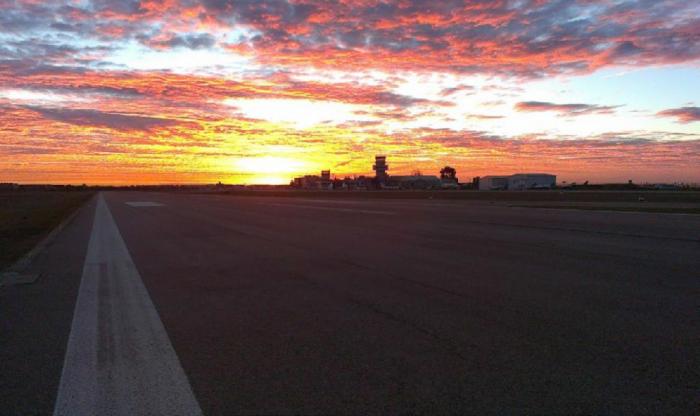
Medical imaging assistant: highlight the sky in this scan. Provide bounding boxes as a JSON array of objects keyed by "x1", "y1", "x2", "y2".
[{"x1": 1, "y1": 0, "x2": 699, "y2": 185}]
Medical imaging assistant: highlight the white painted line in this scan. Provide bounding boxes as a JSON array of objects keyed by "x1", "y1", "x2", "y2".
[
  {"x1": 264, "y1": 202, "x2": 396, "y2": 215},
  {"x1": 54, "y1": 193, "x2": 202, "y2": 416},
  {"x1": 125, "y1": 201, "x2": 164, "y2": 207}
]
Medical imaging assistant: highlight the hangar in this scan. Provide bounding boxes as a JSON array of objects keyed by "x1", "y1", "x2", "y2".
[{"x1": 478, "y1": 173, "x2": 556, "y2": 190}]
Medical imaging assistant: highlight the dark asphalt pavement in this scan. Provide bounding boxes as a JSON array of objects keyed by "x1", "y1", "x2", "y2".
[{"x1": 2, "y1": 191, "x2": 699, "y2": 414}]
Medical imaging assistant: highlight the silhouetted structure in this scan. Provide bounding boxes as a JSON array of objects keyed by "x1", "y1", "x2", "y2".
[
  {"x1": 440, "y1": 166, "x2": 458, "y2": 182},
  {"x1": 478, "y1": 173, "x2": 556, "y2": 190},
  {"x1": 373, "y1": 155, "x2": 389, "y2": 184},
  {"x1": 335, "y1": 176, "x2": 371, "y2": 190},
  {"x1": 439, "y1": 166, "x2": 459, "y2": 189},
  {"x1": 290, "y1": 157, "x2": 562, "y2": 191},
  {"x1": 387, "y1": 175, "x2": 442, "y2": 190},
  {"x1": 479, "y1": 176, "x2": 509, "y2": 190},
  {"x1": 320, "y1": 170, "x2": 332, "y2": 189},
  {"x1": 291, "y1": 170, "x2": 333, "y2": 190}
]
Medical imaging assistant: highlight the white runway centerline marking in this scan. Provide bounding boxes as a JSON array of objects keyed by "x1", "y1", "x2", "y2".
[
  {"x1": 125, "y1": 201, "x2": 164, "y2": 207},
  {"x1": 54, "y1": 193, "x2": 202, "y2": 416}
]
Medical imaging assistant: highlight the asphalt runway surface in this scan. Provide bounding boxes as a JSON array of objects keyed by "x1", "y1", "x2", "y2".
[{"x1": 2, "y1": 191, "x2": 699, "y2": 414}]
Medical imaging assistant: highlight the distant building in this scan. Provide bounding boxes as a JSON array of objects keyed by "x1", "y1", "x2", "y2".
[
  {"x1": 478, "y1": 176, "x2": 509, "y2": 190},
  {"x1": 373, "y1": 156, "x2": 443, "y2": 189},
  {"x1": 387, "y1": 175, "x2": 442, "y2": 190},
  {"x1": 440, "y1": 180, "x2": 460, "y2": 190},
  {"x1": 320, "y1": 170, "x2": 332, "y2": 190},
  {"x1": 337, "y1": 175, "x2": 371, "y2": 190},
  {"x1": 439, "y1": 166, "x2": 459, "y2": 189},
  {"x1": 508, "y1": 173, "x2": 556, "y2": 190},
  {"x1": 373, "y1": 155, "x2": 389, "y2": 184},
  {"x1": 291, "y1": 170, "x2": 333, "y2": 190},
  {"x1": 478, "y1": 173, "x2": 556, "y2": 190},
  {"x1": 290, "y1": 156, "x2": 555, "y2": 192}
]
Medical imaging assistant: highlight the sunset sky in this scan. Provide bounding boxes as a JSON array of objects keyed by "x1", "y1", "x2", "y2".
[{"x1": 1, "y1": 0, "x2": 699, "y2": 185}]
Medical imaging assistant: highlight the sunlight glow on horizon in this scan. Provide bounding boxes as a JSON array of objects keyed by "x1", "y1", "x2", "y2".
[{"x1": 234, "y1": 156, "x2": 312, "y2": 176}]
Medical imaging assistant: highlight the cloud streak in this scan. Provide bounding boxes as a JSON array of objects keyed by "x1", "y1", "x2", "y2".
[
  {"x1": 657, "y1": 107, "x2": 700, "y2": 123},
  {"x1": 24, "y1": 106, "x2": 180, "y2": 131},
  {"x1": 515, "y1": 101, "x2": 619, "y2": 116}
]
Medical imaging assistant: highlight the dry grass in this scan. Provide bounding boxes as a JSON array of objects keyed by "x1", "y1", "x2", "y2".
[{"x1": 0, "y1": 191, "x2": 93, "y2": 270}]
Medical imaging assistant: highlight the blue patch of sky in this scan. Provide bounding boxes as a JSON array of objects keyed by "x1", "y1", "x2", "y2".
[{"x1": 558, "y1": 66, "x2": 700, "y2": 111}]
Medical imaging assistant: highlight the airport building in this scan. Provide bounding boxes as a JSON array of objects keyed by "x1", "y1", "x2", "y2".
[
  {"x1": 478, "y1": 176, "x2": 509, "y2": 190},
  {"x1": 291, "y1": 170, "x2": 333, "y2": 190},
  {"x1": 293, "y1": 156, "x2": 555, "y2": 191},
  {"x1": 385, "y1": 175, "x2": 443, "y2": 190},
  {"x1": 373, "y1": 155, "x2": 389, "y2": 184},
  {"x1": 373, "y1": 155, "x2": 443, "y2": 189},
  {"x1": 293, "y1": 155, "x2": 453, "y2": 190},
  {"x1": 478, "y1": 173, "x2": 556, "y2": 190}
]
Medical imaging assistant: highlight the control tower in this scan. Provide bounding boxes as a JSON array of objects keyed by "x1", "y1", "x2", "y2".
[{"x1": 373, "y1": 155, "x2": 389, "y2": 183}]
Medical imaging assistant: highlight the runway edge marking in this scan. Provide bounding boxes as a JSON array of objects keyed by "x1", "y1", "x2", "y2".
[{"x1": 53, "y1": 192, "x2": 202, "y2": 416}]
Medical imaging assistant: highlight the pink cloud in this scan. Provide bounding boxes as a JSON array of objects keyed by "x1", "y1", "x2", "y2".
[{"x1": 657, "y1": 107, "x2": 700, "y2": 123}]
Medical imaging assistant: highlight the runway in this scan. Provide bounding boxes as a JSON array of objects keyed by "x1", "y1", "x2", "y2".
[{"x1": 2, "y1": 191, "x2": 699, "y2": 414}]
